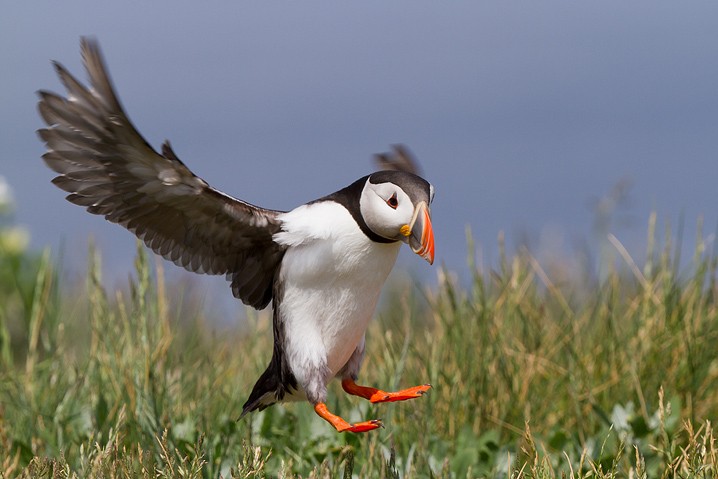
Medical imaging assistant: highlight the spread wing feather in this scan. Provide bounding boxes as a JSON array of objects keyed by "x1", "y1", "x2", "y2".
[
  {"x1": 37, "y1": 37, "x2": 285, "y2": 309},
  {"x1": 373, "y1": 144, "x2": 423, "y2": 176}
]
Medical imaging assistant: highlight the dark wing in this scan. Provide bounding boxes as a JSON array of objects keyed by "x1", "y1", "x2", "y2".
[
  {"x1": 37, "y1": 37, "x2": 285, "y2": 309},
  {"x1": 373, "y1": 144, "x2": 423, "y2": 176}
]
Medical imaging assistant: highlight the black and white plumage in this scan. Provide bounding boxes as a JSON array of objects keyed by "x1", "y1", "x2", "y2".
[{"x1": 38, "y1": 38, "x2": 435, "y2": 433}]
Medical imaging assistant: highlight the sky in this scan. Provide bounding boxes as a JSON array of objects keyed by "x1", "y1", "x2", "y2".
[{"x1": 2, "y1": 2, "x2": 718, "y2": 311}]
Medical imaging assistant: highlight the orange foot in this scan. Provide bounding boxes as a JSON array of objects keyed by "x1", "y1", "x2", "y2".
[
  {"x1": 342, "y1": 379, "x2": 432, "y2": 404},
  {"x1": 314, "y1": 403, "x2": 383, "y2": 433}
]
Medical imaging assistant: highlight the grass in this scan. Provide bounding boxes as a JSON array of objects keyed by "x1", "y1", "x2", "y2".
[{"x1": 1, "y1": 214, "x2": 717, "y2": 478}]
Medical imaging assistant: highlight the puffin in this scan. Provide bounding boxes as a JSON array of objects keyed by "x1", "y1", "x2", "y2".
[{"x1": 37, "y1": 38, "x2": 435, "y2": 433}]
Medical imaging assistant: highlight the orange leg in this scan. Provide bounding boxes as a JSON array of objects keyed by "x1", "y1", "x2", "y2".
[
  {"x1": 314, "y1": 403, "x2": 383, "y2": 433},
  {"x1": 342, "y1": 379, "x2": 432, "y2": 403}
]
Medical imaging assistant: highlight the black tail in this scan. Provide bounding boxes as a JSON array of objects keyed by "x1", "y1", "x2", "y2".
[
  {"x1": 240, "y1": 349, "x2": 299, "y2": 418},
  {"x1": 241, "y1": 282, "x2": 299, "y2": 418},
  {"x1": 241, "y1": 362, "x2": 282, "y2": 417}
]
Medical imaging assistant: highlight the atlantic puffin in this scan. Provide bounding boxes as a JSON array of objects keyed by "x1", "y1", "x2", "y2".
[{"x1": 37, "y1": 38, "x2": 435, "y2": 433}]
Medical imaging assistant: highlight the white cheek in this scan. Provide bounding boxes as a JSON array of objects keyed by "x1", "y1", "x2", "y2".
[
  {"x1": 359, "y1": 187, "x2": 413, "y2": 239},
  {"x1": 396, "y1": 200, "x2": 413, "y2": 219},
  {"x1": 359, "y1": 191, "x2": 390, "y2": 236}
]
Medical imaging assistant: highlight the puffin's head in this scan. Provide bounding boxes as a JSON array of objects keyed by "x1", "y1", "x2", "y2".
[{"x1": 359, "y1": 170, "x2": 435, "y2": 264}]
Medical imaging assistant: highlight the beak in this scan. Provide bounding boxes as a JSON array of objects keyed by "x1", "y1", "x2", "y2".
[{"x1": 405, "y1": 201, "x2": 435, "y2": 265}]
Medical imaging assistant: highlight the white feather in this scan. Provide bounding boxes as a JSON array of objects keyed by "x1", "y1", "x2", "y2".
[{"x1": 274, "y1": 202, "x2": 401, "y2": 401}]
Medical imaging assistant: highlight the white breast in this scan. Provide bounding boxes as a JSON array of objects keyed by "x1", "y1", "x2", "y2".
[{"x1": 274, "y1": 202, "x2": 401, "y2": 387}]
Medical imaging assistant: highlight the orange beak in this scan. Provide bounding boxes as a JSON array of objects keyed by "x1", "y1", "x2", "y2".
[{"x1": 406, "y1": 201, "x2": 435, "y2": 265}]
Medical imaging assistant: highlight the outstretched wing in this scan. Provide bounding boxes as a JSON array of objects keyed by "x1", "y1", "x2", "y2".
[
  {"x1": 373, "y1": 144, "x2": 423, "y2": 176},
  {"x1": 37, "y1": 37, "x2": 285, "y2": 309}
]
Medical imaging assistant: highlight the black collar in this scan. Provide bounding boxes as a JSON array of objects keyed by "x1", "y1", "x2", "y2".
[{"x1": 311, "y1": 176, "x2": 395, "y2": 244}]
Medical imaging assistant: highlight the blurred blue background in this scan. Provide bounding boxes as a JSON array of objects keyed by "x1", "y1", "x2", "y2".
[{"x1": 2, "y1": 2, "x2": 717, "y2": 310}]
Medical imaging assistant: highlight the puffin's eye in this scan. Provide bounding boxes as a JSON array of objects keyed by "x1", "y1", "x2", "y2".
[{"x1": 386, "y1": 193, "x2": 398, "y2": 209}]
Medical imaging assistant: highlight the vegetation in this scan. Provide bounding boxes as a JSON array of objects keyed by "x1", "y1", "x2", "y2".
[{"x1": 1, "y1": 200, "x2": 717, "y2": 477}]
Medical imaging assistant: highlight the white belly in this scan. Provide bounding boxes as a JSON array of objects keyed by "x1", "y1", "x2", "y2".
[
  {"x1": 273, "y1": 202, "x2": 402, "y2": 391},
  {"x1": 280, "y1": 238, "x2": 400, "y2": 376}
]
